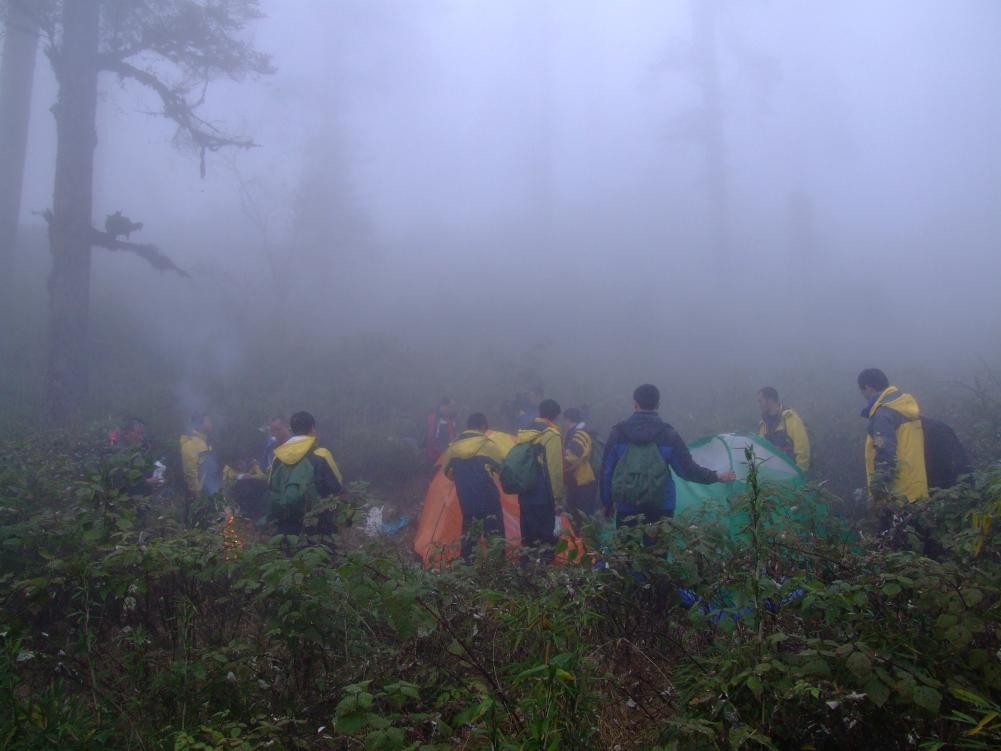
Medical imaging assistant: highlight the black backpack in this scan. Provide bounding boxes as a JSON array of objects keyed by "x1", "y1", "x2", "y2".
[{"x1": 921, "y1": 417, "x2": 972, "y2": 490}]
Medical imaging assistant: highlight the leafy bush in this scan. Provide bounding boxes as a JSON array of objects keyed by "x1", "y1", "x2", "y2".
[{"x1": 1, "y1": 430, "x2": 1000, "y2": 749}]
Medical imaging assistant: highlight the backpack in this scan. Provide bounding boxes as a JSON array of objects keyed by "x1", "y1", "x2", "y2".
[
  {"x1": 921, "y1": 417, "x2": 972, "y2": 490},
  {"x1": 268, "y1": 454, "x2": 318, "y2": 528},
  {"x1": 500, "y1": 436, "x2": 545, "y2": 494},
  {"x1": 611, "y1": 442, "x2": 670, "y2": 511}
]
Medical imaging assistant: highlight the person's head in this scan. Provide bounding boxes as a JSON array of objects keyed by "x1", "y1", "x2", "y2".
[
  {"x1": 633, "y1": 384, "x2": 660, "y2": 411},
  {"x1": 757, "y1": 387, "x2": 781, "y2": 415},
  {"x1": 269, "y1": 416, "x2": 291, "y2": 444},
  {"x1": 561, "y1": 407, "x2": 583, "y2": 431},
  {"x1": 857, "y1": 368, "x2": 890, "y2": 399},
  {"x1": 438, "y1": 397, "x2": 457, "y2": 418},
  {"x1": 466, "y1": 412, "x2": 488, "y2": 432},
  {"x1": 121, "y1": 417, "x2": 147, "y2": 446},
  {"x1": 528, "y1": 386, "x2": 545, "y2": 403},
  {"x1": 539, "y1": 398, "x2": 561, "y2": 421},
  {"x1": 190, "y1": 413, "x2": 212, "y2": 434},
  {"x1": 289, "y1": 411, "x2": 317, "y2": 437}
]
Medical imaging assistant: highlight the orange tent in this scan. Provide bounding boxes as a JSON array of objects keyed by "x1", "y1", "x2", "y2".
[{"x1": 413, "y1": 432, "x2": 586, "y2": 567}]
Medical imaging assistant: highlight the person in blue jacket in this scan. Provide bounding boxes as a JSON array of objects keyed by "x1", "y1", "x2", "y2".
[{"x1": 601, "y1": 384, "x2": 735, "y2": 528}]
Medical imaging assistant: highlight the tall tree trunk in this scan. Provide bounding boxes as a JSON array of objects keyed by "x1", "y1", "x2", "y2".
[
  {"x1": 46, "y1": 0, "x2": 99, "y2": 420},
  {"x1": 0, "y1": 0, "x2": 39, "y2": 270}
]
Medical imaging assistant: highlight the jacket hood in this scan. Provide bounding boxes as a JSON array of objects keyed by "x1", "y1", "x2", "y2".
[
  {"x1": 274, "y1": 435, "x2": 316, "y2": 465},
  {"x1": 868, "y1": 386, "x2": 920, "y2": 420},
  {"x1": 518, "y1": 417, "x2": 558, "y2": 436},
  {"x1": 619, "y1": 411, "x2": 672, "y2": 443},
  {"x1": 449, "y1": 431, "x2": 495, "y2": 460}
]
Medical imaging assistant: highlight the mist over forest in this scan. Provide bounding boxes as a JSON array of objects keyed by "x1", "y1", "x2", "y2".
[
  {"x1": 2, "y1": 2, "x2": 1001, "y2": 748},
  {"x1": 4, "y1": 1, "x2": 1000, "y2": 449}
]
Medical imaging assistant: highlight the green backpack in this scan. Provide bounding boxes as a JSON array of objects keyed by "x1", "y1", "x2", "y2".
[
  {"x1": 611, "y1": 442, "x2": 670, "y2": 511},
  {"x1": 268, "y1": 455, "x2": 318, "y2": 527},
  {"x1": 500, "y1": 437, "x2": 545, "y2": 494}
]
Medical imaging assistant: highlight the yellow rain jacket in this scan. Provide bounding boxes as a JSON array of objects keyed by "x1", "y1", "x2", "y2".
[
  {"x1": 564, "y1": 425, "x2": 596, "y2": 486},
  {"x1": 865, "y1": 386, "x2": 928, "y2": 501},
  {"x1": 442, "y1": 431, "x2": 510, "y2": 481},
  {"x1": 271, "y1": 435, "x2": 343, "y2": 492},
  {"x1": 180, "y1": 430, "x2": 210, "y2": 496},
  {"x1": 516, "y1": 418, "x2": 565, "y2": 504},
  {"x1": 757, "y1": 407, "x2": 811, "y2": 472}
]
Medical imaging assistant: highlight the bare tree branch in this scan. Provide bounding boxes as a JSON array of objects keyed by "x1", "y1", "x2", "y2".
[
  {"x1": 39, "y1": 208, "x2": 190, "y2": 277},
  {"x1": 100, "y1": 56, "x2": 257, "y2": 156},
  {"x1": 90, "y1": 228, "x2": 190, "y2": 278}
]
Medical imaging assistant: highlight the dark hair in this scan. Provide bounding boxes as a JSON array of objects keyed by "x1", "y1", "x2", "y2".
[
  {"x1": 563, "y1": 407, "x2": 582, "y2": 423},
  {"x1": 439, "y1": 397, "x2": 453, "y2": 407},
  {"x1": 633, "y1": 384, "x2": 660, "y2": 411},
  {"x1": 758, "y1": 387, "x2": 779, "y2": 403},
  {"x1": 290, "y1": 411, "x2": 316, "y2": 435},
  {"x1": 539, "y1": 399, "x2": 561, "y2": 420},
  {"x1": 190, "y1": 413, "x2": 208, "y2": 430},
  {"x1": 466, "y1": 412, "x2": 488, "y2": 431},
  {"x1": 857, "y1": 368, "x2": 889, "y2": 391}
]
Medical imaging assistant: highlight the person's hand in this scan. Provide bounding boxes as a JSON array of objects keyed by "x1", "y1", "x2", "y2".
[{"x1": 717, "y1": 469, "x2": 737, "y2": 483}]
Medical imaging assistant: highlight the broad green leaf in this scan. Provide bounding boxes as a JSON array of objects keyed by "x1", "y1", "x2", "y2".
[{"x1": 912, "y1": 686, "x2": 942, "y2": 714}]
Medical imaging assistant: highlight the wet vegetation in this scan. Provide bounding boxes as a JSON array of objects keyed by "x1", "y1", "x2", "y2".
[
  {"x1": 1, "y1": 384, "x2": 1001, "y2": 749},
  {"x1": 3, "y1": 1, "x2": 1001, "y2": 748}
]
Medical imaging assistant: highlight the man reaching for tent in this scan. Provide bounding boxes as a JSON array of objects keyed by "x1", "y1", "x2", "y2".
[
  {"x1": 268, "y1": 411, "x2": 344, "y2": 536},
  {"x1": 441, "y1": 413, "x2": 509, "y2": 561},
  {"x1": 757, "y1": 387, "x2": 810, "y2": 472},
  {"x1": 601, "y1": 384, "x2": 736, "y2": 530}
]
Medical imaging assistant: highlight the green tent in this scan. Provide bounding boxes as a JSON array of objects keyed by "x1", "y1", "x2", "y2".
[{"x1": 674, "y1": 432, "x2": 824, "y2": 538}]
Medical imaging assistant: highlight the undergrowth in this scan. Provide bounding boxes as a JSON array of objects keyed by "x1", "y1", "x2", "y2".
[{"x1": 1, "y1": 431, "x2": 1000, "y2": 749}]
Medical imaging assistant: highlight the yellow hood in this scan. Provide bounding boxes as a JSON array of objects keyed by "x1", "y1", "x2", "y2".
[
  {"x1": 447, "y1": 431, "x2": 494, "y2": 460},
  {"x1": 273, "y1": 435, "x2": 317, "y2": 465},
  {"x1": 869, "y1": 387, "x2": 921, "y2": 420}
]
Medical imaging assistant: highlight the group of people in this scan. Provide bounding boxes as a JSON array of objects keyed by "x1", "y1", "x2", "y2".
[
  {"x1": 438, "y1": 384, "x2": 740, "y2": 560},
  {"x1": 435, "y1": 368, "x2": 961, "y2": 560},
  {"x1": 106, "y1": 367, "x2": 961, "y2": 552},
  {"x1": 174, "y1": 411, "x2": 344, "y2": 535}
]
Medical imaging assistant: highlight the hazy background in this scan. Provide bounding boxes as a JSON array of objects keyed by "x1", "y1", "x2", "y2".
[{"x1": 3, "y1": 0, "x2": 1001, "y2": 496}]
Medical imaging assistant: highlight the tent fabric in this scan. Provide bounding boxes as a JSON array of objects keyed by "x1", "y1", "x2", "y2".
[
  {"x1": 414, "y1": 432, "x2": 585, "y2": 567},
  {"x1": 677, "y1": 432, "x2": 804, "y2": 512},
  {"x1": 675, "y1": 432, "x2": 823, "y2": 538}
]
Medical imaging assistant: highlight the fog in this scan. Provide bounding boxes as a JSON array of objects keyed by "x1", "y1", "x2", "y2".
[{"x1": 3, "y1": 0, "x2": 1001, "y2": 490}]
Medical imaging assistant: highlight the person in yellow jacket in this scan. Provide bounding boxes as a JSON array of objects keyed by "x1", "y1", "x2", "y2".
[
  {"x1": 180, "y1": 414, "x2": 219, "y2": 497},
  {"x1": 441, "y1": 413, "x2": 510, "y2": 560},
  {"x1": 560, "y1": 407, "x2": 599, "y2": 523},
  {"x1": 268, "y1": 411, "x2": 344, "y2": 535},
  {"x1": 756, "y1": 387, "x2": 810, "y2": 472},
  {"x1": 515, "y1": 399, "x2": 564, "y2": 559},
  {"x1": 858, "y1": 369, "x2": 928, "y2": 502}
]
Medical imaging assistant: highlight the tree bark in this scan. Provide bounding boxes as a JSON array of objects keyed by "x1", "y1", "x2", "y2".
[
  {"x1": 46, "y1": 0, "x2": 100, "y2": 420},
  {"x1": 0, "y1": 0, "x2": 39, "y2": 270}
]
